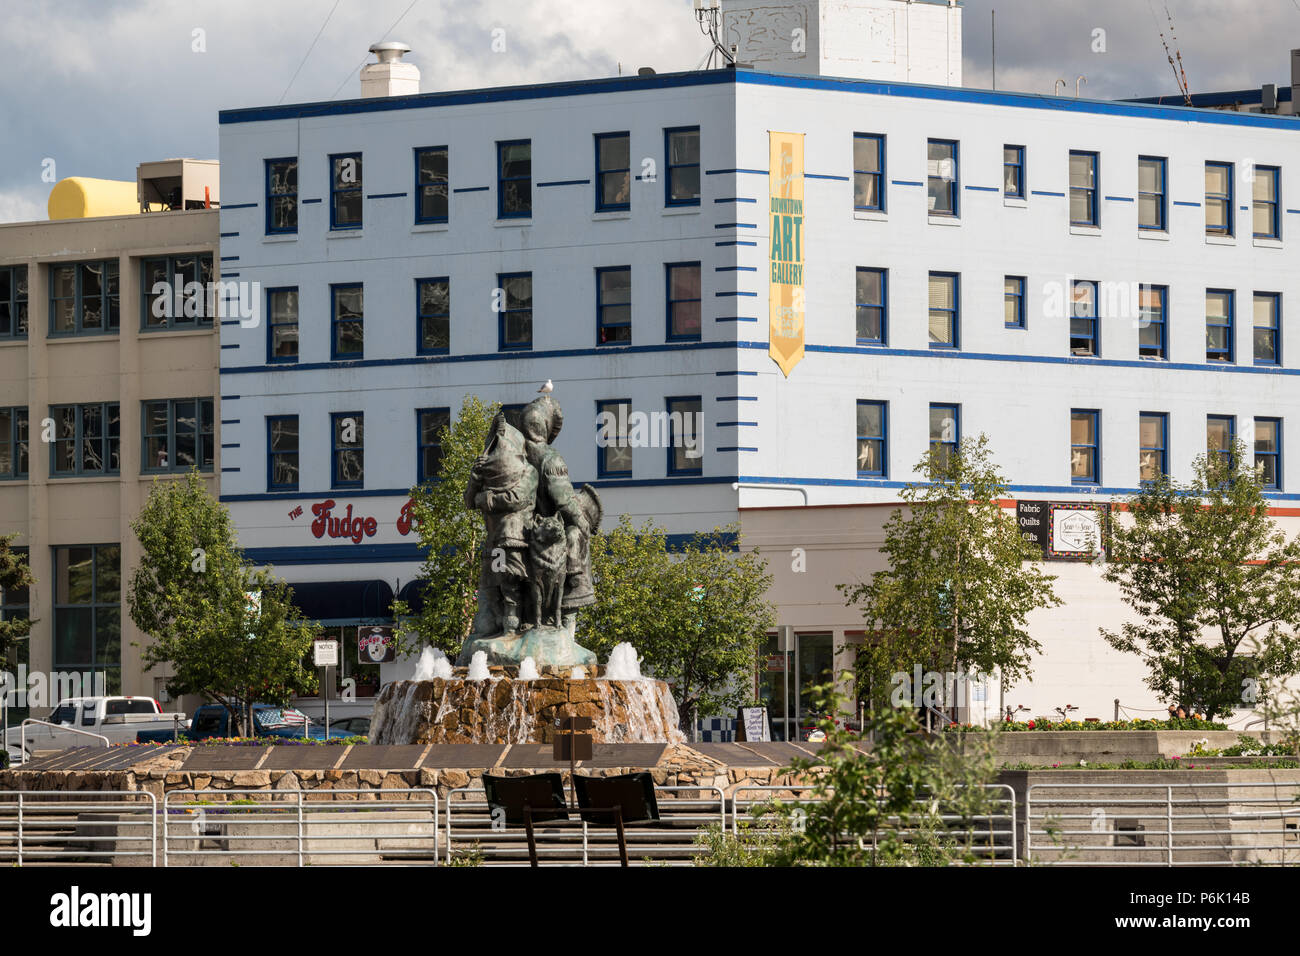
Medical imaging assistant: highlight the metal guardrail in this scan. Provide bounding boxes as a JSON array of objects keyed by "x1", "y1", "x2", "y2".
[
  {"x1": 162, "y1": 789, "x2": 439, "y2": 866},
  {"x1": 445, "y1": 784, "x2": 726, "y2": 866},
  {"x1": 0, "y1": 790, "x2": 157, "y2": 866},
  {"x1": 1026, "y1": 782, "x2": 1300, "y2": 866},
  {"x1": 18, "y1": 719, "x2": 110, "y2": 763}
]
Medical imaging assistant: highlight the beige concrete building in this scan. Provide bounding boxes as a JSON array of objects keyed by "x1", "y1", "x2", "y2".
[{"x1": 0, "y1": 161, "x2": 220, "y2": 717}]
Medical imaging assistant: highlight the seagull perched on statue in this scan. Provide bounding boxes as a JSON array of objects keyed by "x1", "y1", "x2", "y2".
[{"x1": 538, "y1": 379, "x2": 554, "y2": 393}]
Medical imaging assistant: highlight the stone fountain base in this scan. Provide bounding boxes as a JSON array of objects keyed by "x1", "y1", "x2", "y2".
[{"x1": 371, "y1": 674, "x2": 684, "y2": 745}]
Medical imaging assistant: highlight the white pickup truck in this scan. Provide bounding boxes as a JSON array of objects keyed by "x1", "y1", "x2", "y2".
[{"x1": 17, "y1": 696, "x2": 189, "y2": 758}]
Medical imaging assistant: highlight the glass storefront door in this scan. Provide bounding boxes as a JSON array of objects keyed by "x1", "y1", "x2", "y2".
[{"x1": 757, "y1": 631, "x2": 834, "y2": 741}]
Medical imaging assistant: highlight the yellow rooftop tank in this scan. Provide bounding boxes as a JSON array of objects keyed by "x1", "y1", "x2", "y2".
[{"x1": 47, "y1": 177, "x2": 139, "y2": 220}]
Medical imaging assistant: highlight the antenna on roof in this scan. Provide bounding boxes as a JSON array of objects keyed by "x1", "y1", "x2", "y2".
[
  {"x1": 1152, "y1": 1, "x2": 1193, "y2": 106},
  {"x1": 693, "y1": 0, "x2": 735, "y2": 70}
]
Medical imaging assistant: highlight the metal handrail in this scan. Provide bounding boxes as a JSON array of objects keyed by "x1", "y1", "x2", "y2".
[
  {"x1": 18, "y1": 719, "x2": 110, "y2": 764},
  {"x1": 0, "y1": 790, "x2": 157, "y2": 865}
]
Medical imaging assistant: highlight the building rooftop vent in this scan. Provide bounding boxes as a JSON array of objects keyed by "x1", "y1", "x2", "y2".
[{"x1": 361, "y1": 41, "x2": 420, "y2": 98}]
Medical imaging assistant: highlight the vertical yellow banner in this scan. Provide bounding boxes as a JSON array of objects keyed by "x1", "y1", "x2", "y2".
[{"x1": 768, "y1": 131, "x2": 805, "y2": 378}]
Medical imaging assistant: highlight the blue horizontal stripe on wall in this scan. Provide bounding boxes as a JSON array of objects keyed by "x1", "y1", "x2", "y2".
[
  {"x1": 220, "y1": 231, "x2": 240, "y2": 238},
  {"x1": 718, "y1": 421, "x2": 758, "y2": 427},
  {"x1": 716, "y1": 290, "x2": 757, "y2": 297},
  {"x1": 221, "y1": 395, "x2": 240, "y2": 401},
  {"x1": 537, "y1": 179, "x2": 589, "y2": 187},
  {"x1": 1288, "y1": 209, "x2": 1300, "y2": 214},
  {"x1": 221, "y1": 467, "x2": 240, "y2": 473},
  {"x1": 221, "y1": 419, "x2": 240, "y2": 425},
  {"x1": 714, "y1": 197, "x2": 757, "y2": 204},
  {"x1": 717, "y1": 395, "x2": 758, "y2": 402},
  {"x1": 705, "y1": 168, "x2": 766, "y2": 176},
  {"x1": 1105, "y1": 196, "x2": 1134, "y2": 202},
  {"x1": 220, "y1": 255, "x2": 239, "y2": 262},
  {"x1": 716, "y1": 316, "x2": 758, "y2": 323},
  {"x1": 891, "y1": 180, "x2": 923, "y2": 187},
  {"x1": 1241, "y1": 205, "x2": 1250, "y2": 211},
  {"x1": 301, "y1": 198, "x2": 322, "y2": 204},
  {"x1": 964, "y1": 185, "x2": 999, "y2": 192},
  {"x1": 1031, "y1": 190, "x2": 1064, "y2": 197},
  {"x1": 716, "y1": 265, "x2": 758, "y2": 272},
  {"x1": 221, "y1": 442, "x2": 240, "y2": 449},
  {"x1": 715, "y1": 370, "x2": 758, "y2": 376},
  {"x1": 222, "y1": 202, "x2": 256, "y2": 210},
  {"x1": 715, "y1": 222, "x2": 757, "y2": 229},
  {"x1": 716, "y1": 446, "x2": 758, "y2": 452},
  {"x1": 1173, "y1": 200, "x2": 1202, "y2": 207},
  {"x1": 220, "y1": 272, "x2": 241, "y2": 278},
  {"x1": 453, "y1": 186, "x2": 489, "y2": 193},
  {"x1": 222, "y1": 487, "x2": 411, "y2": 502},
  {"x1": 366, "y1": 192, "x2": 408, "y2": 199},
  {"x1": 805, "y1": 173, "x2": 849, "y2": 181},
  {"x1": 715, "y1": 240, "x2": 757, "y2": 247},
  {"x1": 220, "y1": 344, "x2": 240, "y2": 350},
  {"x1": 220, "y1": 319, "x2": 242, "y2": 327}
]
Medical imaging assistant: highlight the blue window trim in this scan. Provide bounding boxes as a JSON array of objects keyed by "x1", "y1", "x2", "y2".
[
  {"x1": 664, "y1": 126, "x2": 701, "y2": 208},
  {"x1": 1069, "y1": 150, "x2": 1099, "y2": 227},
  {"x1": 665, "y1": 261, "x2": 702, "y2": 342},
  {"x1": 1004, "y1": 275, "x2": 1026, "y2": 329},
  {"x1": 1253, "y1": 291, "x2": 1281, "y2": 366},
  {"x1": 415, "y1": 276, "x2": 450, "y2": 356},
  {"x1": 927, "y1": 139, "x2": 959, "y2": 217},
  {"x1": 666, "y1": 395, "x2": 703, "y2": 476},
  {"x1": 596, "y1": 398, "x2": 633, "y2": 479},
  {"x1": 0, "y1": 264, "x2": 29, "y2": 341},
  {"x1": 48, "y1": 402, "x2": 120, "y2": 477},
  {"x1": 140, "y1": 253, "x2": 215, "y2": 331},
  {"x1": 1138, "y1": 156, "x2": 1167, "y2": 231},
  {"x1": 1255, "y1": 416, "x2": 1283, "y2": 491},
  {"x1": 266, "y1": 286, "x2": 299, "y2": 364},
  {"x1": 1208, "y1": 414, "x2": 1236, "y2": 468},
  {"x1": 927, "y1": 272, "x2": 959, "y2": 349},
  {"x1": 1139, "y1": 411, "x2": 1168, "y2": 483},
  {"x1": 1254, "y1": 165, "x2": 1281, "y2": 239},
  {"x1": 0, "y1": 405, "x2": 28, "y2": 480},
  {"x1": 413, "y1": 146, "x2": 449, "y2": 225},
  {"x1": 329, "y1": 152, "x2": 363, "y2": 231},
  {"x1": 497, "y1": 271, "x2": 533, "y2": 351},
  {"x1": 497, "y1": 139, "x2": 532, "y2": 220},
  {"x1": 856, "y1": 399, "x2": 887, "y2": 478},
  {"x1": 331, "y1": 411, "x2": 364, "y2": 489},
  {"x1": 1071, "y1": 279, "x2": 1099, "y2": 357},
  {"x1": 853, "y1": 133, "x2": 885, "y2": 212},
  {"x1": 1206, "y1": 288, "x2": 1235, "y2": 363},
  {"x1": 594, "y1": 132, "x2": 631, "y2": 213},
  {"x1": 140, "y1": 397, "x2": 215, "y2": 474},
  {"x1": 416, "y1": 406, "x2": 451, "y2": 484},
  {"x1": 596, "y1": 265, "x2": 632, "y2": 345},
  {"x1": 264, "y1": 156, "x2": 298, "y2": 235},
  {"x1": 266, "y1": 414, "x2": 299, "y2": 492},
  {"x1": 1139, "y1": 284, "x2": 1168, "y2": 360},
  {"x1": 928, "y1": 403, "x2": 961, "y2": 459},
  {"x1": 1003, "y1": 144, "x2": 1025, "y2": 199},
  {"x1": 330, "y1": 283, "x2": 364, "y2": 361},
  {"x1": 1071, "y1": 408, "x2": 1101, "y2": 485},
  {"x1": 856, "y1": 267, "x2": 887, "y2": 345},
  {"x1": 48, "y1": 260, "x2": 120, "y2": 338},
  {"x1": 1205, "y1": 160, "x2": 1234, "y2": 237}
]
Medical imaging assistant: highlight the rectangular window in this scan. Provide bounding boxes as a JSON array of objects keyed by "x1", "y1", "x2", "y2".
[
  {"x1": 856, "y1": 401, "x2": 887, "y2": 477},
  {"x1": 1207, "y1": 415, "x2": 1236, "y2": 468},
  {"x1": 1071, "y1": 279, "x2": 1099, "y2": 357},
  {"x1": 1206, "y1": 289, "x2": 1234, "y2": 363},
  {"x1": 50, "y1": 403, "x2": 120, "y2": 476},
  {"x1": 0, "y1": 265, "x2": 29, "y2": 339},
  {"x1": 666, "y1": 396, "x2": 702, "y2": 475},
  {"x1": 141, "y1": 253, "x2": 214, "y2": 330},
  {"x1": 141, "y1": 398, "x2": 214, "y2": 472},
  {"x1": 497, "y1": 272, "x2": 533, "y2": 350},
  {"x1": 596, "y1": 399, "x2": 633, "y2": 478},
  {"x1": 1139, "y1": 285, "x2": 1167, "y2": 359},
  {"x1": 1253, "y1": 166, "x2": 1281, "y2": 239},
  {"x1": 1205, "y1": 161, "x2": 1234, "y2": 236},
  {"x1": 927, "y1": 139, "x2": 958, "y2": 217},
  {"x1": 929, "y1": 403, "x2": 960, "y2": 467},
  {"x1": 1004, "y1": 275, "x2": 1026, "y2": 329},
  {"x1": 1138, "y1": 156, "x2": 1166, "y2": 230},
  {"x1": 1139, "y1": 412, "x2": 1168, "y2": 483},
  {"x1": 332, "y1": 412, "x2": 364, "y2": 488},
  {"x1": 267, "y1": 415, "x2": 299, "y2": 491},
  {"x1": 1255, "y1": 418, "x2": 1282, "y2": 490},
  {"x1": 1071, "y1": 409, "x2": 1100, "y2": 484},
  {"x1": 595, "y1": 132, "x2": 631, "y2": 212},
  {"x1": 856, "y1": 268, "x2": 886, "y2": 344},
  {"x1": 1254, "y1": 292, "x2": 1280, "y2": 366},
  {"x1": 331, "y1": 283, "x2": 363, "y2": 360},
  {"x1": 1069, "y1": 151, "x2": 1099, "y2": 226},
  {"x1": 596, "y1": 266, "x2": 631, "y2": 345},
  {"x1": 666, "y1": 262, "x2": 702, "y2": 341},
  {"x1": 330, "y1": 153, "x2": 363, "y2": 230},
  {"x1": 267, "y1": 287, "x2": 299, "y2": 362},
  {"x1": 497, "y1": 140, "x2": 532, "y2": 219},
  {"x1": 0, "y1": 545, "x2": 29, "y2": 631},
  {"x1": 417, "y1": 407, "x2": 451, "y2": 484},
  {"x1": 1003, "y1": 145, "x2": 1025, "y2": 199},
  {"x1": 854, "y1": 134, "x2": 885, "y2": 211},
  {"x1": 665, "y1": 127, "x2": 701, "y2": 207},
  {"x1": 0, "y1": 407, "x2": 29, "y2": 479},
  {"x1": 265, "y1": 157, "x2": 298, "y2": 234},
  {"x1": 53, "y1": 544, "x2": 122, "y2": 696},
  {"x1": 414, "y1": 146, "x2": 449, "y2": 224},
  {"x1": 416, "y1": 277, "x2": 450, "y2": 355},
  {"x1": 927, "y1": 272, "x2": 958, "y2": 348},
  {"x1": 49, "y1": 260, "x2": 120, "y2": 336}
]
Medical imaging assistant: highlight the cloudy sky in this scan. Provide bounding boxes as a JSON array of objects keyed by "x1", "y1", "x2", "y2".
[{"x1": 2, "y1": 0, "x2": 1299, "y2": 223}]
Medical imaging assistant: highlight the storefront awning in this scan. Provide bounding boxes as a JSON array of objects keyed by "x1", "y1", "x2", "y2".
[{"x1": 287, "y1": 580, "x2": 394, "y2": 623}]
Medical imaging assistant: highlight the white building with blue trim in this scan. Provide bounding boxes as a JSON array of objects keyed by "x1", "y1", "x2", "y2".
[{"x1": 216, "y1": 0, "x2": 1300, "y2": 731}]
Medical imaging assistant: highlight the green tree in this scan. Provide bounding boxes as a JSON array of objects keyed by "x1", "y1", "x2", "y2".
[
  {"x1": 0, "y1": 533, "x2": 35, "y2": 660},
  {"x1": 842, "y1": 436, "x2": 1061, "y2": 714},
  {"x1": 392, "y1": 396, "x2": 498, "y2": 654},
  {"x1": 582, "y1": 516, "x2": 775, "y2": 730},
  {"x1": 1101, "y1": 438, "x2": 1300, "y2": 719},
  {"x1": 127, "y1": 471, "x2": 320, "y2": 735}
]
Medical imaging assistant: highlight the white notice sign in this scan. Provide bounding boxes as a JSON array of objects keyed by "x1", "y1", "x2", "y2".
[{"x1": 313, "y1": 640, "x2": 340, "y2": 667}]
